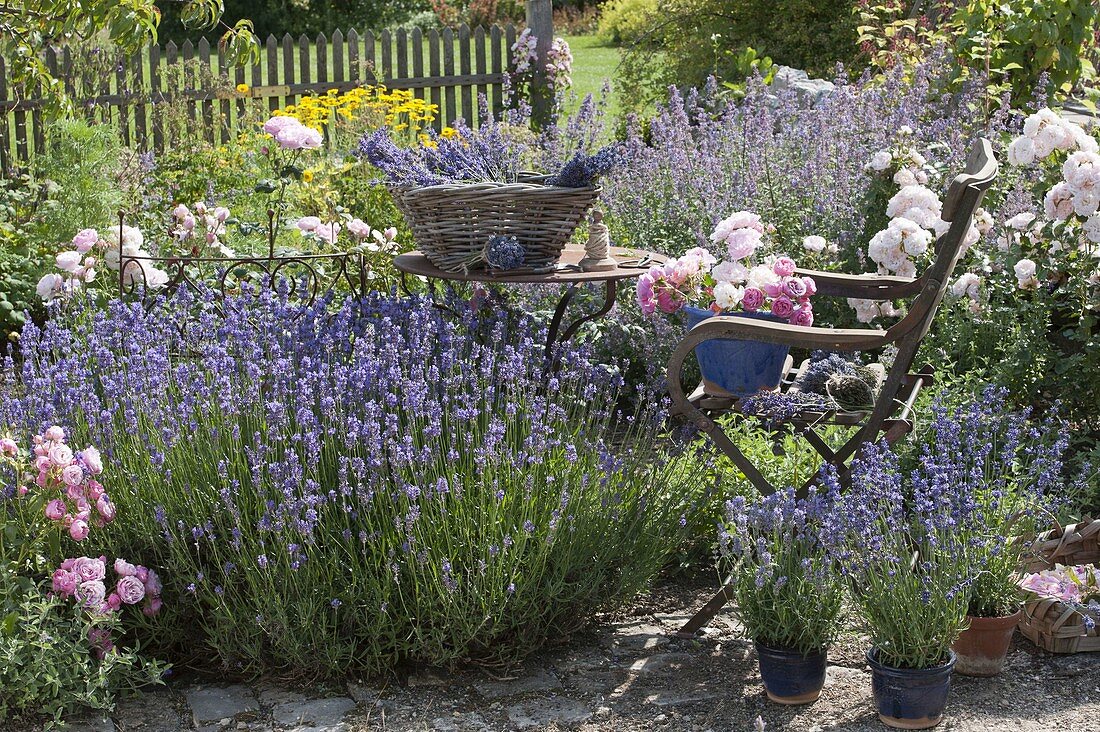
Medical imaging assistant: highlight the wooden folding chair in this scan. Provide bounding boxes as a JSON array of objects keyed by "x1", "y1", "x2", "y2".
[{"x1": 667, "y1": 139, "x2": 999, "y2": 637}]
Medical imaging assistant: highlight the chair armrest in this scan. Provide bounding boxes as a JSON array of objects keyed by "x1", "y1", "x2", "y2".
[
  {"x1": 795, "y1": 267, "x2": 922, "y2": 300},
  {"x1": 666, "y1": 316, "x2": 892, "y2": 415}
]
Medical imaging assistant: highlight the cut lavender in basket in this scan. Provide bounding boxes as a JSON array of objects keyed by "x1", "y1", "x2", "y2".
[
  {"x1": 546, "y1": 144, "x2": 625, "y2": 188},
  {"x1": 356, "y1": 120, "x2": 528, "y2": 186}
]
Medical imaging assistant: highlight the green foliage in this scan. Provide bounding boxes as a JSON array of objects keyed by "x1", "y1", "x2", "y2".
[
  {"x1": 596, "y1": 0, "x2": 658, "y2": 45},
  {"x1": 33, "y1": 120, "x2": 124, "y2": 246},
  {"x1": 0, "y1": 588, "x2": 165, "y2": 728},
  {"x1": 616, "y1": 0, "x2": 858, "y2": 112},
  {"x1": 857, "y1": 0, "x2": 1099, "y2": 105},
  {"x1": 0, "y1": 175, "x2": 48, "y2": 339},
  {"x1": 0, "y1": 0, "x2": 258, "y2": 117},
  {"x1": 953, "y1": 0, "x2": 1098, "y2": 100}
]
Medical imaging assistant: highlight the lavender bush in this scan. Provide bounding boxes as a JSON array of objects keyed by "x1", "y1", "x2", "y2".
[{"x1": 2, "y1": 289, "x2": 698, "y2": 675}]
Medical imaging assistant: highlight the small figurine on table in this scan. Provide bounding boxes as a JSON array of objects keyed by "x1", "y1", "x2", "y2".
[{"x1": 579, "y1": 208, "x2": 617, "y2": 272}]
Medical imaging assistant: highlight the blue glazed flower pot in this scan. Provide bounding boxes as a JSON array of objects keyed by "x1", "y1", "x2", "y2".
[
  {"x1": 682, "y1": 306, "x2": 790, "y2": 397},
  {"x1": 866, "y1": 648, "x2": 956, "y2": 730},
  {"x1": 755, "y1": 641, "x2": 827, "y2": 705}
]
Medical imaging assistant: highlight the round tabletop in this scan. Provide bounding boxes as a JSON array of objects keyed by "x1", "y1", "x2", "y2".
[{"x1": 394, "y1": 246, "x2": 667, "y2": 284}]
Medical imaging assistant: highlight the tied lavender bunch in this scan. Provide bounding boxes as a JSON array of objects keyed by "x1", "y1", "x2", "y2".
[
  {"x1": 546, "y1": 143, "x2": 624, "y2": 188},
  {"x1": 718, "y1": 488, "x2": 844, "y2": 655},
  {"x1": 485, "y1": 235, "x2": 526, "y2": 270}
]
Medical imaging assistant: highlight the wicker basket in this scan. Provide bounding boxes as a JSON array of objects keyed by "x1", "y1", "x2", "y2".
[
  {"x1": 1019, "y1": 518, "x2": 1100, "y2": 654},
  {"x1": 388, "y1": 176, "x2": 600, "y2": 273}
]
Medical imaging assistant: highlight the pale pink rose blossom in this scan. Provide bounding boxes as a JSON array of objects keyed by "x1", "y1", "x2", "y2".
[{"x1": 116, "y1": 575, "x2": 146, "y2": 605}]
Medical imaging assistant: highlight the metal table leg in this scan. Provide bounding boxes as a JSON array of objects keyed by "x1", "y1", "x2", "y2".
[{"x1": 542, "y1": 280, "x2": 618, "y2": 363}]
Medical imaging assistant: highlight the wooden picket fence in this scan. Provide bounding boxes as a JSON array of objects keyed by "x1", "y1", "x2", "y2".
[{"x1": 0, "y1": 24, "x2": 518, "y2": 171}]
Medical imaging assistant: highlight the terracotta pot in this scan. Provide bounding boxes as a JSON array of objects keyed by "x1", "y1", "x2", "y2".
[{"x1": 951, "y1": 610, "x2": 1022, "y2": 677}]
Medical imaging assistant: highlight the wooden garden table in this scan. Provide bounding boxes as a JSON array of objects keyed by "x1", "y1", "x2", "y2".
[{"x1": 394, "y1": 246, "x2": 666, "y2": 361}]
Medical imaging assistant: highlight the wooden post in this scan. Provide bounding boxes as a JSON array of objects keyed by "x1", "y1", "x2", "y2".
[{"x1": 525, "y1": 0, "x2": 553, "y2": 128}]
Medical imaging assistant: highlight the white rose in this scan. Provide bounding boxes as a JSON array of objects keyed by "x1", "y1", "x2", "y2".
[
  {"x1": 1005, "y1": 212, "x2": 1036, "y2": 230},
  {"x1": 869, "y1": 150, "x2": 893, "y2": 171},
  {"x1": 892, "y1": 168, "x2": 917, "y2": 187},
  {"x1": 1083, "y1": 215, "x2": 1100, "y2": 243},
  {"x1": 36, "y1": 273, "x2": 63, "y2": 301},
  {"x1": 1013, "y1": 258, "x2": 1037, "y2": 287},
  {"x1": 802, "y1": 235, "x2": 827, "y2": 253},
  {"x1": 1007, "y1": 135, "x2": 1036, "y2": 166},
  {"x1": 712, "y1": 260, "x2": 749, "y2": 284},
  {"x1": 713, "y1": 281, "x2": 745, "y2": 311},
  {"x1": 1044, "y1": 182, "x2": 1075, "y2": 221},
  {"x1": 950, "y1": 272, "x2": 980, "y2": 299}
]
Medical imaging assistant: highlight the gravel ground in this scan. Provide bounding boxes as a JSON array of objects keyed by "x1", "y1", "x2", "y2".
[{"x1": 49, "y1": 576, "x2": 1100, "y2": 732}]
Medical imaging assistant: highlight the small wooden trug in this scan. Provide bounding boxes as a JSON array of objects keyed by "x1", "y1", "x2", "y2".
[{"x1": 579, "y1": 209, "x2": 617, "y2": 272}]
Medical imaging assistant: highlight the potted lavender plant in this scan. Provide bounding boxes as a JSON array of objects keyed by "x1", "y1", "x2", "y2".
[
  {"x1": 945, "y1": 390, "x2": 1066, "y2": 676},
  {"x1": 635, "y1": 212, "x2": 820, "y2": 396},
  {"x1": 718, "y1": 488, "x2": 843, "y2": 705},
  {"x1": 822, "y1": 441, "x2": 971, "y2": 730},
  {"x1": 822, "y1": 389, "x2": 1071, "y2": 728}
]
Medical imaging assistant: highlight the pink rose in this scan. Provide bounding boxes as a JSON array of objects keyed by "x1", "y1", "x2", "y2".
[
  {"x1": 72, "y1": 229, "x2": 99, "y2": 252},
  {"x1": 85, "y1": 479, "x2": 104, "y2": 500},
  {"x1": 262, "y1": 115, "x2": 301, "y2": 137},
  {"x1": 135, "y1": 566, "x2": 149, "y2": 583},
  {"x1": 656, "y1": 290, "x2": 681, "y2": 314},
  {"x1": 105, "y1": 593, "x2": 122, "y2": 611},
  {"x1": 636, "y1": 275, "x2": 656, "y2": 315},
  {"x1": 144, "y1": 569, "x2": 162, "y2": 597},
  {"x1": 762, "y1": 282, "x2": 782, "y2": 299},
  {"x1": 0, "y1": 438, "x2": 16, "y2": 457},
  {"x1": 143, "y1": 597, "x2": 164, "y2": 616},
  {"x1": 61, "y1": 463, "x2": 84, "y2": 486},
  {"x1": 44, "y1": 426, "x2": 65, "y2": 441},
  {"x1": 88, "y1": 626, "x2": 114, "y2": 658},
  {"x1": 69, "y1": 519, "x2": 90, "y2": 541},
  {"x1": 801, "y1": 276, "x2": 817, "y2": 297},
  {"x1": 75, "y1": 580, "x2": 106, "y2": 608},
  {"x1": 346, "y1": 218, "x2": 371, "y2": 239},
  {"x1": 48, "y1": 443, "x2": 73, "y2": 467},
  {"x1": 66, "y1": 484, "x2": 85, "y2": 502},
  {"x1": 783, "y1": 276, "x2": 808, "y2": 299},
  {"x1": 296, "y1": 216, "x2": 321, "y2": 233},
  {"x1": 95, "y1": 495, "x2": 116, "y2": 522},
  {"x1": 772, "y1": 256, "x2": 797, "y2": 277},
  {"x1": 116, "y1": 575, "x2": 146, "y2": 605},
  {"x1": 314, "y1": 222, "x2": 341, "y2": 245},
  {"x1": 35, "y1": 455, "x2": 51, "y2": 472},
  {"x1": 56, "y1": 250, "x2": 83, "y2": 273},
  {"x1": 741, "y1": 287, "x2": 765, "y2": 312},
  {"x1": 214, "y1": 207, "x2": 230, "y2": 223},
  {"x1": 80, "y1": 446, "x2": 103, "y2": 475},
  {"x1": 114, "y1": 558, "x2": 138, "y2": 576},
  {"x1": 60, "y1": 558, "x2": 77, "y2": 571},
  {"x1": 45, "y1": 499, "x2": 66, "y2": 521},
  {"x1": 790, "y1": 307, "x2": 814, "y2": 327},
  {"x1": 770, "y1": 296, "x2": 795, "y2": 320},
  {"x1": 52, "y1": 569, "x2": 78, "y2": 596},
  {"x1": 725, "y1": 228, "x2": 762, "y2": 261},
  {"x1": 73, "y1": 556, "x2": 107, "y2": 582}
]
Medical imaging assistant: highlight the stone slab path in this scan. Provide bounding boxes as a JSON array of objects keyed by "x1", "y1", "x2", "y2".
[{"x1": 58, "y1": 583, "x2": 1100, "y2": 732}]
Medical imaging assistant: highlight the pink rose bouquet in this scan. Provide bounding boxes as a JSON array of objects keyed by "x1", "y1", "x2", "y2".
[{"x1": 636, "y1": 212, "x2": 819, "y2": 325}]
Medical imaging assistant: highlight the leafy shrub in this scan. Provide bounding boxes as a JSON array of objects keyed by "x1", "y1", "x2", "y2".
[
  {"x1": 32, "y1": 119, "x2": 123, "y2": 246},
  {"x1": 615, "y1": 0, "x2": 859, "y2": 111},
  {"x1": 0, "y1": 587, "x2": 164, "y2": 727},
  {"x1": 4, "y1": 290, "x2": 698, "y2": 676},
  {"x1": 596, "y1": 0, "x2": 658, "y2": 45}
]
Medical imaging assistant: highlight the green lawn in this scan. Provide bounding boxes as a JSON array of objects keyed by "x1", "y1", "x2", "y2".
[{"x1": 562, "y1": 35, "x2": 623, "y2": 120}]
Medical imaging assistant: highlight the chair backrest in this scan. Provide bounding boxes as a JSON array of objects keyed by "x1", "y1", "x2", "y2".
[{"x1": 884, "y1": 138, "x2": 999, "y2": 347}]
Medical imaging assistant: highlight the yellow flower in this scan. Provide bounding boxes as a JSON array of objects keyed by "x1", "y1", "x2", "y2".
[
  {"x1": 302, "y1": 170, "x2": 314, "y2": 183},
  {"x1": 441, "y1": 127, "x2": 458, "y2": 139},
  {"x1": 236, "y1": 83, "x2": 250, "y2": 94}
]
